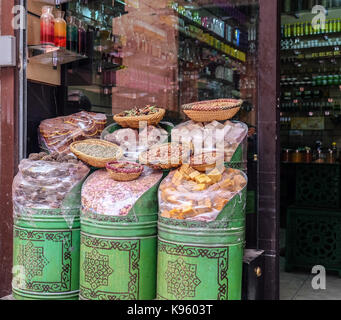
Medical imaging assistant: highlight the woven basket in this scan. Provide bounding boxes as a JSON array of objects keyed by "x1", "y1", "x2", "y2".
[
  {"x1": 190, "y1": 152, "x2": 225, "y2": 172},
  {"x1": 139, "y1": 142, "x2": 192, "y2": 170},
  {"x1": 106, "y1": 161, "x2": 143, "y2": 181},
  {"x1": 182, "y1": 99, "x2": 243, "y2": 122},
  {"x1": 113, "y1": 108, "x2": 166, "y2": 129},
  {"x1": 70, "y1": 139, "x2": 123, "y2": 168}
]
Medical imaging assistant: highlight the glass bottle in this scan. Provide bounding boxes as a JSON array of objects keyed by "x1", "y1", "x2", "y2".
[
  {"x1": 77, "y1": 20, "x2": 87, "y2": 55},
  {"x1": 284, "y1": 0, "x2": 291, "y2": 13},
  {"x1": 40, "y1": 6, "x2": 55, "y2": 45},
  {"x1": 54, "y1": 11, "x2": 66, "y2": 48},
  {"x1": 66, "y1": 16, "x2": 78, "y2": 52}
]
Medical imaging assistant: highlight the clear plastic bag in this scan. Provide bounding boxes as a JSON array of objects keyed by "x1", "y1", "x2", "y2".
[
  {"x1": 12, "y1": 158, "x2": 90, "y2": 226},
  {"x1": 158, "y1": 165, "x2": 247, "y2": 222},
  {"x1": 102, "y1": 124, "x2": 169, "y2": 161},
  {"x1": 171, "y1": 120, "x2": 248, "y2": 162},
  {"x1": 38, "y1": 111, "x2": 107, "y2": 153},
  {"x1": 81, "y1": 166, "x2": 163, "y2": 217}
]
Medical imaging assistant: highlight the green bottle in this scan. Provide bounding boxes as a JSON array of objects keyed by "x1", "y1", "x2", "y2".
[
  {"x1": 309, "y1": 22, "x2": 313, "y2": 35},
  {"x1": 325, "y1": 19, "x2": 330, "y2": 33},
  {"x1": 337, "y1": 19, "x2": 341, "y2": 32},
  {"x1": 305, "y1": 21, "x2": 309, "y2": 35}
]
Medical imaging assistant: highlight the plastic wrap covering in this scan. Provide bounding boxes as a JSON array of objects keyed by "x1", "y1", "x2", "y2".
[
  {"x1": 12, "y1": 157, "x2": 90, "y2": 226},
  {"x1": 171, "y1": 120, "x2": 248, "y2": 163},
  {"x1": 101, "y1": 123, "x2": 170, "y2": 161},
  {"x1": 81, "y1": 167, "x2": 163, "y2": 217},
  {"x1": 159, "y1": 165, "x2": 247, "y2": 222},
  {"x1": 38, "y1": 111, "x2": 107, "y2": 153}
]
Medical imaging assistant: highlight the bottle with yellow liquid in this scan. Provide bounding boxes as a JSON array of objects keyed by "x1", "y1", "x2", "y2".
[{"x1": 54, "y1": 10, "x2": 66, "y2": 48}]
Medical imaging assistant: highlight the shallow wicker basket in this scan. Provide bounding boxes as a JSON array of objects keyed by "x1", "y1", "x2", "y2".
[
  {"x1": 190, "y1": 152, "x2": 225, "y2": 172},
  {"x1": 139, "y1": 142, "x2": 192, "y2": 170},
  {"x1": 182, "y1": 99, "x2": 243, "y2": 122},
  {"x1": 70, "y1": 139, "x2": 123, "y2": 168},
  {"x1": 106, "y1": 162, "x2": 144, "y2": 181},
  {"x1": 113, "y1": 108, "x2": 166, "y2": 129}
]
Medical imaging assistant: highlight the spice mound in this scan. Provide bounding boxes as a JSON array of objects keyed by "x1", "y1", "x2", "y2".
[
  {"x1": 70, "y1": 139, "x2": 123, "y2": 168},
  {"x1": 114, "y1": 106, "x2": 166, "y2": 129},
  {"x1": 118, "y1": 105, "x2": 160, "y2": 117},
  {"x1": 106, "y1": 161, "x2": 144, "y2": 181},
  {"x1": 159, "y1": 165, "x2": 247, "y2": 222},
  {"x1": 82, "y1": 167, "x2": 163, "y2": 216},
  {"x1": 13, "y1": 157, "x2": 90, "y2": 210},
  {"x1": 74, "y1": 143, "x2": 120, "y2": 158}
]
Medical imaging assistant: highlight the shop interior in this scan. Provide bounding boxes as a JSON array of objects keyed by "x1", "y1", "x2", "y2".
[{"x1": 280, "y1": 0, "x2": 341, "y2": 299}]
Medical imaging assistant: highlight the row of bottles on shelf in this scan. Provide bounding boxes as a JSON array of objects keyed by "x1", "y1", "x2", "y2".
[
  {"x1": 178, "y1": 39, "x2": 245, "y2": 75},
  {"x1": 169, "y1": 1, "x2": 249, "y2": 50},
  {"x1": 40, "y1": 6, "x2": 86, "y2": 55},
  {"x1": 281, "y1": 73, "x2": 341, "y2": 86},
  {"x1": 282, "y1": 0, "x2": 341, "y2": 13},
  {"x1": 40, "y1": 6, "x2": 123, "y2": 57},
  {"x1": 281, "y1": 37, "x2": 341, "y2": 50},
  {"x1": 280, "y1": 100, "x2": 339, "y2": 112},
  {"x1": 281, "y1": 19, "x2": 341, "y2": 38},
  {"x1": 281, "y1": 142, "x2": 339, "y2": 164}
]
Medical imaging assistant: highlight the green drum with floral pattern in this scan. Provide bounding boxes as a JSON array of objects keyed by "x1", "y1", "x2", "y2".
[
  {"x1": 79, "y1": 179, "x2": 162, "y2": 300},
  {"x1": 12, "y1": 210, "x2": 80, "y2": 300},
  {"x1": 157, "y1": 185, "x2": 247, "y2": 301},
  {"x1": 79, "y1": 214, "x2": 157, "y2": 300}
]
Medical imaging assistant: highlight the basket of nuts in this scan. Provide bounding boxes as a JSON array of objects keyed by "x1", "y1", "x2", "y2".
[
  {"x1": 113, "y1": 105, "x2": 165, "y2": 129},
  {"x1": 70, "y1": 139, "x2": 123, "y2": 168}
]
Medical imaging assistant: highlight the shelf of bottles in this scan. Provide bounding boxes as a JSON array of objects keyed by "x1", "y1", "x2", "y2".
[
  {"x1": 282, "y1": 0, "x2": 341, "y2": 15},
  {"x1": 169, "y1": 1, "x2": 248, "y2": 63},
  {"x1": 281, "y1": 21, "x2": 341, "y2": 58},
  {"x1": 64, "y1": 0, "x2": 127, "y2": 95},
  {"x1": 28, "y1": 5, "x2": 88, "y2": 67},
  {"x1": 169, "y1": 0, "x2": 257, "y2": 106}
]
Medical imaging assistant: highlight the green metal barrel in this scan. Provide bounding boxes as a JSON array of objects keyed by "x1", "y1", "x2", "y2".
[
  {"x1": 79, "y1": 214, "x2": 157, "y2": 300},
  {"x1": 12, "y1": 210, "x2": 80, "y2": 300},
  {"x1": 79, "y1": 177, "x2": 162, "y2": 300},
  {"x1": 156, "y1": 175, "x2": 247, "y2": 300}
]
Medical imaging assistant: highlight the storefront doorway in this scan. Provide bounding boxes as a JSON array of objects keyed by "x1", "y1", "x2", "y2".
[
  {"x1": 0, "y1": 0, "x2": 279, "y2": 299},
  {"x1": 280, "y1": 0, "x2": 341, "y2": 299}
]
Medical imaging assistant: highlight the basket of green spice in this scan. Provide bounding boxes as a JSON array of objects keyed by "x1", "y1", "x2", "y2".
[
  {"x1": 113, "y1": 105, "x2": 165, "y2": 129},
  {"x1": 70, "y1": 139, "x2": 123, "y2": 168}
]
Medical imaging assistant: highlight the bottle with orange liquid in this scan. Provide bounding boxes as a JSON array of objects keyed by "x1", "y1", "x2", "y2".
[
  {"x1": 54, "y1": 11, "x2": 66, "y2": 48},
  {"x1": 40, "y1": 6, "x2": 54, "y2": 45}
]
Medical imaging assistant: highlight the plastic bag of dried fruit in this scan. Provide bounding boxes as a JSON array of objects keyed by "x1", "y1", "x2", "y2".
[
  {"x1": 81, "y1": 166, "x2": 163, "y2": 219},
  {"x1": 38, "y1": 111, "x2": 107, "y2": 154},
  {"x1": 12, "y1": 152, "x2": 90, "y2": 227},
  {"x1": 158, "y1": 165, "x2": 248, "y2": 222},
  {"x1": 171, "y1": 120, "x2": 248, "y2": 163}
]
